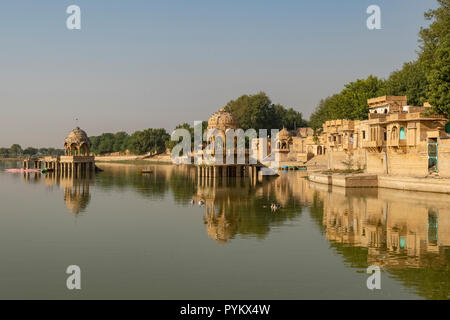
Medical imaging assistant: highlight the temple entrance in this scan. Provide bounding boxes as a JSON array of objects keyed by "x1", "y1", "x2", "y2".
[{"x1": 427, "y1": 139, "x2": 438, "y2": 173}]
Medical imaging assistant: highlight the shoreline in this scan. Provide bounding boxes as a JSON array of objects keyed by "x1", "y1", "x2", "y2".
[{"x1": 308, "y1": 172, "x2": 450, "y2": 194}]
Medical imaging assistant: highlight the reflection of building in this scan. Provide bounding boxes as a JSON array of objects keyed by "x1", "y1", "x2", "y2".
[
  {"x1": 62, "y1": 177, "x2": 91, "y2": 214},
  {"x1": 316, "y1": 184, "x2": 450, "y2": 269},
  {"x1": 195, "y1": 179, "x2": 254, "y2": 244},
  {"x1": 194, "y1": 174, "x2": 306, "y2": 244},
  {"x1": 23, "y1": 127, "x2": 96, "y2": 177},
  {"x1": 21, "y1": 171, "x2": 93, "y2": 214}
]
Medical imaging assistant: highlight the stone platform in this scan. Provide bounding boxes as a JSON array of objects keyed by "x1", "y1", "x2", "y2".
[
  {"x1": 308, "y1": 173, "x2": 378, "y2": 188},
  {"x1": 308, "y1": 172, "x2": 450, "y2": 194}
]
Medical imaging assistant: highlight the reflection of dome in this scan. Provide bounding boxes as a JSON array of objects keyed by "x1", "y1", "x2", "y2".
[
  {"x1": 204, "y1": 211, "x2": 237, "y2": 245},
  {"x1": 64, "y1": 185, "x2": 91, "y2": 214},
  {"x1": 207, "y1": 108, "x2": 239, "y2": 131},
  {"x1": 277, "y1": 127, "x2": 291, "y2": 140}
]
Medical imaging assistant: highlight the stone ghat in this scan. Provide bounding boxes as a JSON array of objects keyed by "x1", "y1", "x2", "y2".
[
  {"x1": 308, "y1": 173, "x2": 378, "y2": 188},
  {"x1": 308, "y1": 172, "x2": 450, "y2": 194}
]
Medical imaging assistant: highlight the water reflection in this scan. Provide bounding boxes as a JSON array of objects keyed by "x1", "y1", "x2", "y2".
[
  {"x1": 309, "y1": 183, "x2": 450, "y2": 300},
  {"x1": 20, "y1": 171, "x2": 94, "y2": 215},
  {"x1": 4, "y1": 161, "x2": 449, "y2": 299}
]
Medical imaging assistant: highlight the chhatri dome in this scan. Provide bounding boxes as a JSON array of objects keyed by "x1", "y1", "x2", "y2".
[
  {"x1": 207, "y1": 107, "x2": 239, "y2": 131},
  {"x1": 64, "y1": 127, "x2": 91, "y2": 156},
  {"x1": 276, "y1": 127, "x2": 292, "y2": 150},
  {"x1": 277, "y1": 127, "x2": 292, "y2": 140}
]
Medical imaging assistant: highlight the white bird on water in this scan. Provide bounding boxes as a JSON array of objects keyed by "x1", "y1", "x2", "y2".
[{"x1": 271, "y1": 203, "x2": 281, "y2": 212}]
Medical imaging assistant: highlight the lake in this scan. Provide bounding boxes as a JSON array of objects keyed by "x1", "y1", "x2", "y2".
[{"x1": 0, "y1": 161, "x2": 449, "y2": 300}]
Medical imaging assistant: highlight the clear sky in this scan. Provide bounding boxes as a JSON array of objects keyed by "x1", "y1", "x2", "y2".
[{"x1": 0, "y1": 0, "x2": 437, "y2": 147}]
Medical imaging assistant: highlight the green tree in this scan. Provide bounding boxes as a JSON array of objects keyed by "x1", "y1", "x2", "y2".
[
  {"x1": 309, "y1": 97, "x2": 335, "y2": 130},
  {"x1": 0, "y1": 147, "x2": 10, "y2": 158},
  {"x1": 113, "y1": 131, "x2": 130, "y2": 153},
  {"x1": 274, "y1": 105, "x2": 308, "y2": 130},
  {"x1": 128, "y1": 129, "x2": 169, "y2": 155},
  {"x1": 338, "y1": 76, "x2": 386, "y2": 120},
  {"x1": 224, "y1": 92, "x2": 281, "y2": 130},
  {"x1": 23, "y1": 147, "x2": 38, "y2": 156},
  {"x1": 97, "y1": 133, "x2": 115, "y2": 154},
  {"x1": 9, "y1": 144, "x2": 23, "y2": 157},
  {"x1": 224, "y1": 92, "x2": 306, "y2": 131},
  {"x1": 418, "y1": 0, "x2": 450, "y2": 116},
  {"x1": 309, "y1": 76, "x2": 386, "y2": 129},
  {"x1": 385, "y1": 61, "x2": 428, "y2": 106}
]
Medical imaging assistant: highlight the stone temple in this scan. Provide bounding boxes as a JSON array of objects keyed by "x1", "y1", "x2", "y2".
[
  {"x1": 196, "y1": 107, "x2": 266, "y2": 180},
  {"x1": 23, "y1": 127, "x2": 96, "y2": 176}
]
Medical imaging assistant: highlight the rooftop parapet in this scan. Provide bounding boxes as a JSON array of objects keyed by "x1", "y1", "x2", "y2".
[{"x1": 368, "y1": 96, "x2": 407, "y2": 108}]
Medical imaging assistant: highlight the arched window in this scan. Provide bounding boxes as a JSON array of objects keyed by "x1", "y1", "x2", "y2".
[
  {"x1": 317, "y1": 146, "x2": 323, "y2": 155},
  {"x1": 399, "y1": 127, "x2": 406, "y2": 140},
  {"x1": 391, "y1": 126, "x2": 398, "y2": 141}
]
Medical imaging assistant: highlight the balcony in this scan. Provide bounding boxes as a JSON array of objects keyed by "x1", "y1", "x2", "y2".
[{"x1": 362, "y1": 140, "x2": 384, "y2": 148}]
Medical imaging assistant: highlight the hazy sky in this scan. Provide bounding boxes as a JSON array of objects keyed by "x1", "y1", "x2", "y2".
[{"x1": 0, "y1": 0, "x2": 437, "y2": 147}]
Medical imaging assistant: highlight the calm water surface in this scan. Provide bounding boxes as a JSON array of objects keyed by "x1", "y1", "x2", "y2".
[{"x1": 0, "y1": 161, "x2": 449, "y2": 299}]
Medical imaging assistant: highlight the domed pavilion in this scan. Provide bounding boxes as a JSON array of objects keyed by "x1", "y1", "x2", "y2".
[
  {"x1": 207, "y1": 107, "x2": 239, "y2": 132},
  {"x1": 197, "y1": 107, "x2": 263, "y2": 180},
  {"x1": 275, "y1": 127, "x2": 293, "y2": 162},
  {"x1": 23, "y1": 127, "x2": 96, "y2": 177},
  {"x1": 64, "y1": 127, "x2": 91, "y2": 156}
]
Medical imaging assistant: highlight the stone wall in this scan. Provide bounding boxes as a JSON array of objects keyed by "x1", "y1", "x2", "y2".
[
  {"x1": 387, "y1": 149, "x2": 428, "y2": 177},
  {"x1": 438, "y1": 138, "x2": 450, "y2": 178},
  {"x1": 327, "y1": 150, "x2": 366, "y2": 171},
  {"x1": 366, "y1": 152, "x2": 385, "y2": 175}
]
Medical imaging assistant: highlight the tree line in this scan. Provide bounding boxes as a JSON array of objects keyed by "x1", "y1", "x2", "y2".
[
  {"x1": 0, "y1": 145, "x2": 65, "y2": 158},
  {"x1": 90, "y1": 129, "x2": 170, "y2": 155},
  {"x1": 309, "y1": 0, "x2": 449, "y2": 130}
]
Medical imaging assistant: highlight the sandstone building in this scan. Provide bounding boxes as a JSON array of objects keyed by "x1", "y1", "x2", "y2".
[{"x1": 321, "y1": 96, "x2": 450, "y2": 177}]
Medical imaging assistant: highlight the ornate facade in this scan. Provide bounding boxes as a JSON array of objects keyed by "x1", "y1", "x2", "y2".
[{"x1": 321, "y1": 96, "x2": 450, "y2": 177}]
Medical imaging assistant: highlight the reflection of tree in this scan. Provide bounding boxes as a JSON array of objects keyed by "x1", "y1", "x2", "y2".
[
  {"x1": 94, "y1": 165, "x2": 170, "y2": 199},
  {"x1": 167, "y1": 167, "x2": 198, "y2": 205}
]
